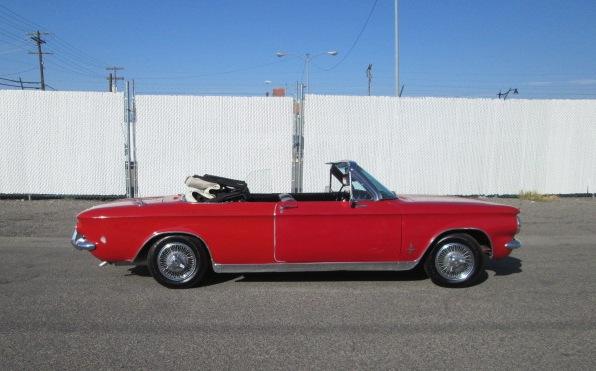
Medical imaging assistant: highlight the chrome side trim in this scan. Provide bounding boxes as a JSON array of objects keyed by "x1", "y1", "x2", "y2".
[
  {"x1": 505, "y1": 239, "x2": 522, "y2": 250},
  {"x1": 71, "y1": 229, "x2": 96, "y2": 251},
  {"x1": 212, "y1": 261, "x2": 419, "y2": 274}
]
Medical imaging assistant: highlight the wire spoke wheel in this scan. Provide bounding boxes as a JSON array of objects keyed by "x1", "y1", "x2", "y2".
[
  {"x1": 434, "y1": 242, "x2": 475, "y2": 283},
  {"x1": 156, "y1": 242, "x2": 198, "y2": 283}
]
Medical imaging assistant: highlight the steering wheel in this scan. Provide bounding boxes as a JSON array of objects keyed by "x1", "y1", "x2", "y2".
[{"x1": 335, "y1": 184, "x2": 350, "y2": 201}]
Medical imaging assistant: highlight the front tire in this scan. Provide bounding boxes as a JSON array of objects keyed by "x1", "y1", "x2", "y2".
[
  {"x1": 147, "y1": 235, "x2": 208, "y2": 288},
  {"x1": 424, "y1": 233, "x2": 484, "y2": 287}
]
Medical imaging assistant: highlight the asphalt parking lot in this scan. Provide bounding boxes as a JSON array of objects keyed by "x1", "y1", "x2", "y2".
[{"x1": 1, "y1": 197, "x2": 595, "y2": 370}]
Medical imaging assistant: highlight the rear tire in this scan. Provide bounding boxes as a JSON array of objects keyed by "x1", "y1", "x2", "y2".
[
  {"x1": 424, "y1": 233, "x2": 484, "y2": 288},
  {"x1": 147, "y1": 235, "x2": 208, "y2": 288}
]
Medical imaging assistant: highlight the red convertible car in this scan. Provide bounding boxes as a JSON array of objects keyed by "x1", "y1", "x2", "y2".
[{"x1": 72, "y1": 161, "x2": 521, "y2": 288}]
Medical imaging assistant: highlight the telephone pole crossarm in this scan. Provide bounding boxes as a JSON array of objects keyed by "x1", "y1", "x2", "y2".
[{"x1": 106, "y1": 66, "x2": 124, "y2": 92}]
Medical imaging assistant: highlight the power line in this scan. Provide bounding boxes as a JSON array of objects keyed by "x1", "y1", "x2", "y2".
[
  {"x1": 135, "y1": 60, "x2": 288, "y2": 80},
  {"x1": 0, "y1": 25, "x2": 29, "y2": 43},
  {"x1": 0, "y1": 81, "x2": 38, "y2": 89},
  {"x1": 46, "y1": 47, "x2": 105, "y2": 76},
  {"x1": 320, "y1": 0, "x2": 379, "y2": 71},
  {"x1": 0, "y1": 81, "x2": 21, "y2": 87},
  {"x1": 0, "y1": 28, "x2": 29, "y2": 47},
  {"x1": 0, "y1": 9, "x2": 32, "y2": 33},
  {"x1": 0, "y1": 4, "x2": 109, "y2": 79},
  {"x1": 2, "y1": 67, "x2": 37, "y2": 76},
  {"x1": 0, "y1": 5, "x2": 108, "y2": 69},
  {"x1": 0, "y1": 46, "x2": 27, "y2": 55},
  {"x1": 0, "y1": 76, "x2": 38, "y2": 84},
  {"x1": 50, "y1": 35, "x2": 108, "y2": 69},
  {"x1": 0, "y1": 4, "x2": 47, "y2": 32},
  {"x1": 45, "y1": 58, "x2": 104, "y2": 79}
]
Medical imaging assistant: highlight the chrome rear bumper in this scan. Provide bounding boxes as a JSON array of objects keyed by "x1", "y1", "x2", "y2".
[
  {"x1": 505, "y1": 239, "x2": 522, "y2": 250},
  {"x1": 71, "y1": 229, "x2": 96, "y2": 251}
]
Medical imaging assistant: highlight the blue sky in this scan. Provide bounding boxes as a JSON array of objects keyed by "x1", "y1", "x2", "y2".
[{"x1": 1, "y1": 0, "x2": 595, "y2": 98}]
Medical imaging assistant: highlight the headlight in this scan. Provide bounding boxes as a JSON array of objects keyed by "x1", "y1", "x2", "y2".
[{"x1": 516, "y1": 215, "x2": 521, "y2": 234}]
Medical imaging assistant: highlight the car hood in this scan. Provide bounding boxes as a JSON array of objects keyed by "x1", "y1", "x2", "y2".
[
  {"x1": 78, "y1": 195, "x2": 184, "y2": 218},
  {"x1": 399, "y1": 195, "x2": 518, "y2": 213},
  {"x1": 399, "y1": 195, "x2": 500, "y2": 204},
  {"x1": 88, "y1": 195, "x2": 182, "y2": 209}
]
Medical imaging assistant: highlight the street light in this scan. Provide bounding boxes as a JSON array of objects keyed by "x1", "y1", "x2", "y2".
[{"x1": 276, "y1": 50, "x2": 338, "y2": 94}]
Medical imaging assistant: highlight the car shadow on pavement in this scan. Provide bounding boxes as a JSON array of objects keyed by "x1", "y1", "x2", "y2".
[
  {"x1": 126, "y1": 258, "x2": 521, "y2": 287},
  {"x1": 236, "y1": 269, "x2": 428, "y2": 283},
  {"x1": 126, "y1": 265, "x2": 243, "y2": 287},
  {"x1": 485, "y1": 256, "x2": 523, "y2": 276},
  {"x1": 126, "y1": 265, "x2": 151, "y2": 277}
]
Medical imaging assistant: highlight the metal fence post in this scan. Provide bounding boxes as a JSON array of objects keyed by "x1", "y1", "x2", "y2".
[
  {"x1": 291, "y1": 82, "x2": 305, "y2": 193},
  {"x1": 123, "y1": 82, "x2": 130, "y2": 197},
  {"x1": 124, "y1": 81, "x2": 134, "y2": 198},
  {"x1": 298, "y1": 83, "x2": 305, "y2": 192},
  {"x1": 130, "y1": 80, "x2": 138, "y2": 197}
]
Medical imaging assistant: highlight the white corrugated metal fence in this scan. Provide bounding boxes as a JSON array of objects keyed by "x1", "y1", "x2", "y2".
[
  {"x1": 1, "y1": 90, "x2": 594, "y2": 196},
  {"x1": 303, "y1": 95, "x2": 596, "y2": 195},
  {"x1": 0, "y1": 90, "x2": 125, "y2": 195},
  {"x1": 134, "y1": 95, "x2": 294, "y2": 196}
]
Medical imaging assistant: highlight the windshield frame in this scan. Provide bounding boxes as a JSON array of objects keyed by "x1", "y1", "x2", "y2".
[
  {"x1": 355, "y1": 165, "x2": 397, "y2": 200},
  {"x1": 328, "y1": 161, "x2": 397, "y2": 201}
]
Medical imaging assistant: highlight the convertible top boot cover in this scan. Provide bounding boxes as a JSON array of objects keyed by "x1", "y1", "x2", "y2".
[
  {"x1": 185, "y1": 176, "x2": 221, "y2": 200},
  {"x1": 184, "y1": 174, "x2": 250, "y2": 203}
]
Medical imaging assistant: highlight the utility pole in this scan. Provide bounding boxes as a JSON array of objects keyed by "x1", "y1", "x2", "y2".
[
  {"x1": 106, "y1": 66, "x2": 124, "y2": 92},
  {"x1": 107, "y1": 73, "x2": 113, "y2": 92},
  {"x1": 304, "y1": 53, "x2": 311, "y2": 95},
  {"x1": 28, "y1": 30, "x2": 51, "y2": 91},
  {"x1": 366, "y1": 64, "x2": 373, "y2": 96}
]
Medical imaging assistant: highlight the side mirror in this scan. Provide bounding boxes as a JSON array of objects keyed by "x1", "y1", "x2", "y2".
[{"x1": 350, "y1": 199, "x2": 367, "y2": 209}]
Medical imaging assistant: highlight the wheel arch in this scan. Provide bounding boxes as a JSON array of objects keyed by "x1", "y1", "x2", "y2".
[
  {"x1": 132, "y1": 231, "x2": 214, "y2": 266},
  {"x1": 418, "y1": 228, "x2": 493, "y2": 266}
]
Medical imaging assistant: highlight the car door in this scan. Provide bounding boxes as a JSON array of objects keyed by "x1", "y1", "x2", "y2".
[{"x1": 274, "y1": 199, "x2": 402, "y2": 263}]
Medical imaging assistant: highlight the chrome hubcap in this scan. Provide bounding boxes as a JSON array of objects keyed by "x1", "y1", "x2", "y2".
[
  {"x1": 435, "y1": 242, "x2": 475, "y2": 282},
  {"x1": 157, "y1": 242, "x2": 198, "y2": 282}
]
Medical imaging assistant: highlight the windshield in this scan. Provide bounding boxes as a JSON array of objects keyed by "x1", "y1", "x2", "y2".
[{"x1": 357, "y1": 166, "x2": 397, "y2": 200}]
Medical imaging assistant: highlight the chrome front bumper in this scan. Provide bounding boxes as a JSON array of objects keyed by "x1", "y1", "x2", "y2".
[
  {"x1": 505, "y1": 239, "x2": 522, "y2": 250},
  {"x1": 71, "y1": 229, "x2": 96, "y2": 251}
]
